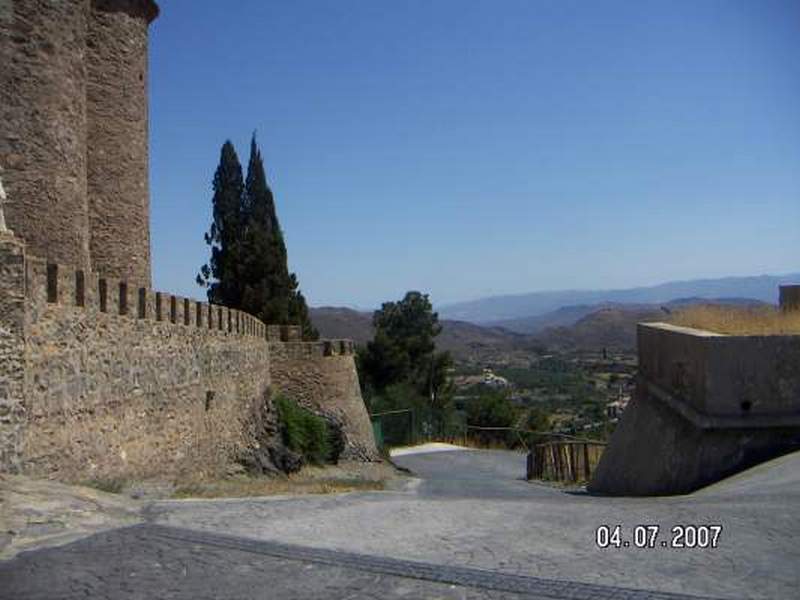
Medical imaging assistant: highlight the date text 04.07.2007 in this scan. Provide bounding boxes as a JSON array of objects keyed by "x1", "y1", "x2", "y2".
[{"x1": 595, "y1": 524, "x2": 722, "y2": 549}]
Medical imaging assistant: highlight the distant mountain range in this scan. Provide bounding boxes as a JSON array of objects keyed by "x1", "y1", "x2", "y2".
[
  {"x1": 532, "y1": 297, "x2": 770, "y2": 352},
  {"x1": 490, "y1": 296, "x2": 768, "y2": 334},
  {"x1": 311, "y1": 273, "x2": 796, "y2": 360},
  {"x1": 311, "y1": 297, "x2": 769, "y2": 360},
  {"x1": 309, "y1": 307, "x2": 531, "y2": 362},
  {"x1": 437, "y1": 273, "x2": 799, "y2": 324}
]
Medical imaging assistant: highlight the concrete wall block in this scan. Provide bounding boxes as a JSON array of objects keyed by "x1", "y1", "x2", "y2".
[
  {"x1": 638, "y1": 323, "x2": 800, "y2": 421},
  {"x1": 590, "y1": 322, "x2": 800, "y2": 496},
  {"x1": 780, "y1": 285, "x2": 800, "y2": 312}
]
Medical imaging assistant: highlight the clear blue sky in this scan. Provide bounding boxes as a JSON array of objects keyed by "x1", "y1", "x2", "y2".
[{"x1": 149, "y1": 0, "x2": 800, "y2": 309}]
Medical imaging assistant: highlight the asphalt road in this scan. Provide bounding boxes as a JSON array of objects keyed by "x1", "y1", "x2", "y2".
[
  {"x1": 394, "y1": 447, "x2": 536, "y2": 499},
  {"x1": 2, "y1": 448, "x2": 799, "y2": 599}
]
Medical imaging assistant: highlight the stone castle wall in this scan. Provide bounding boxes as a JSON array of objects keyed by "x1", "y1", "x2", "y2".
[
  {"x1": 0, "y1": 237, "x2": 272, "y2": 479},
  {"x1": 0, "y1": 237, "x2": 378, "y2": 477},
  {"x1": 0, "y1": 236, "x2": 27, "y2": 472}
]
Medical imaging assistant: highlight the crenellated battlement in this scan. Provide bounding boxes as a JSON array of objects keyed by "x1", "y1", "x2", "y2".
[
  {"x1": 268, "y1": 339, "x2": 356, "y2": 360},
  {"x1": 23, "y1": 257, "x2": 354, "y2": 348},
  {"x1": 266, "y1": 324, "x2": 303, "y2": 342},
  {"x1": 25, "y1": 258, "x2": 267, "y2": 339}
]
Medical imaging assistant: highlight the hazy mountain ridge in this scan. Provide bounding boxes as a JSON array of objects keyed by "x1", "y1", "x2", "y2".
[
  {"x1": 438, "y1": 273, "x2": 799, "y2": 323},
  {"x1": 492, "y1": 296, "x2": 769, "y2": 334},
  {"x1": 309, "y1": 307, "x2": 528, "y2": 362},
  {"x1": 533, "y1": 297, "x2": 767, "y2": 351},
  {"x1": 312, "y1": 295, "x2": 772, "y2": 360}
]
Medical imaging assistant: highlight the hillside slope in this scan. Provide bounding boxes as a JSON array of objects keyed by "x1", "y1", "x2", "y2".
[{"x1": 535, "y1": 308, "x2": 663, "y2": 351}]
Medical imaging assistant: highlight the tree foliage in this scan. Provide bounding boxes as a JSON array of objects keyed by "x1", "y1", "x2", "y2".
[
  {"x1": 466, "y1": 389, "x2": 517, "y2": 429},
  {"x1": 198, "y1": 135, "x2": 318, "y2": 339},
  {"x1": 197, "y1": 141, "x2": 246, "y2": 307},
  {"x1": 358, "y1": 291, "x2": 454, "y2": 437},
  {"x1": 465, "y1": 389, "x2": 519, "y2": 446}
]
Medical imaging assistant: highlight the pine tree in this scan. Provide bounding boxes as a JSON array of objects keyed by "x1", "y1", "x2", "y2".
[{"x1": 197, "y1": 141, "x2": 245, "y2": 306}]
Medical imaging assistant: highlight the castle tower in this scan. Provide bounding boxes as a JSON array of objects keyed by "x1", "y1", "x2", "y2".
[
  {"x1": 87, "y1": 0, "x2": 158, "y2": 286},
  {"x1": 0, "y1": 0, "x2": 157, "y2": 286},
  {"x1": 0, "y1": 0, "x2": 92, "y2": 271}
]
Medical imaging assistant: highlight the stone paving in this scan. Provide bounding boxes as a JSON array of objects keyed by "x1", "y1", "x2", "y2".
[
  {"x1": 0, "y1": 524, "x2": 719, "y2": 600},
  {"x1": 145, "y1": 450, "x2": 800, "y2": 599},
  {"x1": 2, "y1": 449, "x2": 799, "y2": 599}
]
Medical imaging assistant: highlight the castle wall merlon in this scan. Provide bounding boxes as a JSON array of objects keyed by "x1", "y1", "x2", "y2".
[
  {"x1": 92, "y1": 0, "x2": 159, "y2": 23},
  {"x1": 266, "y1": 325, "x2": 304, "y2": 342},
  {"x1": 268, "y1": 340, "x2": 356, "y2": 360}
]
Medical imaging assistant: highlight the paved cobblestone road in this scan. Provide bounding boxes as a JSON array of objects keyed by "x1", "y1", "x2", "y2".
[
  {"x1": 2, "y1": 449, "x2": 798, "y2": 599},
  {"x1": 0, "y1": 524, "x2": 721, "y2": 600}
]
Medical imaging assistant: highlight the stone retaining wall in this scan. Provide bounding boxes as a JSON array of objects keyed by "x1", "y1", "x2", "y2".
[
  {"x1": 269, "y1": 341, "x2": 378, "y2": 461},
  {"x1": 588, "y1": 322, "x2": 800, "y2": 496}
]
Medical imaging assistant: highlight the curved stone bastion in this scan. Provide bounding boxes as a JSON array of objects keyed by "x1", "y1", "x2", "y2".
[
  {"x1": 589, "y1": 305, "x2": 800, "y2": 496},
  {"x1": 0, "y1": 236, "x2": 378, "y2": 480}
]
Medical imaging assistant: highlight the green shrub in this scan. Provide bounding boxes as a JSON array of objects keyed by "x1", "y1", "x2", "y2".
[
  {"x1": 465, "y1": 390, "x2": 519, "y2": 447},
  {"x1": 84, "y1": 476, "x2": 126, "y2": 494},
  {"x1": 275, "y1": 396, "x2": 331, "y2": 465}
]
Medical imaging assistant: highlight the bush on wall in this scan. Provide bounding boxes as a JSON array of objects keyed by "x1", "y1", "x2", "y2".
[{"x1": 275, "y1": 396, "x2": 332, "y2": 465}]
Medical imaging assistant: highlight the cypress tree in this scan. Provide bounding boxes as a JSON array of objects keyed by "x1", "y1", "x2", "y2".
[
  {"x1": 241, "y1": 134, "x2": 318, "y2": 339},
  {"x1": 197, "y1": 141, "x2": 245, "y2": 306}
]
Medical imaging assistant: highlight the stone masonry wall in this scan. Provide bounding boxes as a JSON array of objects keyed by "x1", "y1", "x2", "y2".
[
  {"x1": 0, "y1": 242, "x2": 272, "y2": 480},
  {"x1": 269, "y1": 340, "x2": 379, "y2": 461},
  {"x1": 0, "y1": 239, "x2": 376, "y2": 477},
  {"x1": 87, "y1": 0, "x2": 156, "y2": 285},
  {"x1": 0, "y1": 236, "x2": 27, "y2": 472},
  {"x1": 0, "y1": 0, "x2": 92, "y2": 271}
]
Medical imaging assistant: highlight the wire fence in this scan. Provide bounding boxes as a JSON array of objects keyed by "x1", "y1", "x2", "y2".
[
  {"x1": 370, "y1": 409, "x2": 603, "y2": 452},
  {"x1": 462, "y1": 425, "x2": 600, "y2": 451},
  {"x1": 369, "y1": 411, "x2": 608, "y2": 483}
]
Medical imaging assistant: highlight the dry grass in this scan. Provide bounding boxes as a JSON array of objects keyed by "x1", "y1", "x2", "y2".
[
  {"x1": 171, "y1": 461, "x2": 397, "y2": 499},
  {"x1": 669, "y1": 305, "x2": 800, "y2": 336},
  {"x1": 171, "y1": 475, "x2": 385, "y2": 499}
]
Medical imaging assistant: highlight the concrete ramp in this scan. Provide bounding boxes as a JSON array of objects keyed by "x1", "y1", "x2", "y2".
[{"x1": 695, "y1": 449, "x2": 800, "y2": 498}]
